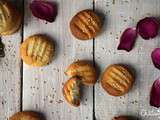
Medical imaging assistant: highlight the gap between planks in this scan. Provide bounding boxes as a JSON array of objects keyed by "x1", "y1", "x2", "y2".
[
  {"x1": 93, "y1": 0, "x2": 96, "y2": 120},
  {"x1": 20, "y1": 0, "x2": 25, "y2": 112}
]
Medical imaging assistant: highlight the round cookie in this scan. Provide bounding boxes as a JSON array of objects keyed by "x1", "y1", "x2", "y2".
[
  {"x1": 63, "y1": 77, "x2": 81, "y2": 107},
  {"x1": 20, "y1": 34, "x2": 54, "y2": 67},
  {"x1": 0, "y1": 0, "x2": 22, "y2": 36},
  {"x1": 65, "y1": 60, "x2": 97, "y2": 86},
  {"x1": 9, "y1": 111, "x2": 42, "y2": 120},
  {"x1": 70, "y1": 9, "x2": 102, "y2": 40},
  {"x1": 113, "y1": 116, "x2": 129, "y2": 120},
  {"x1": 101, "y1": 64, "x2": 134, "y2": 96}
]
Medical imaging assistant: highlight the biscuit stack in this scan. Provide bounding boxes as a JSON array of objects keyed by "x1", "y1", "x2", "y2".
[{"x1": 63, "y1": 60, "x2": 97, "y2": 107}]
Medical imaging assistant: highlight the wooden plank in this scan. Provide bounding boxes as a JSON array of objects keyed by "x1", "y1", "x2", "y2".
[
  {"x1": 0, "y1": 0, "x2": 22, "y2": 119},
  {"x1": 23, "y1": 0, "x2": 94, "y2": 120},
  {"x1": 95, "y1": 0, "x2": 160, "y2": 120}
]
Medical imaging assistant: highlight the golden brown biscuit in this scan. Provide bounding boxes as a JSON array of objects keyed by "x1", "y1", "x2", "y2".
[
  {"x1": 101, "y1": 64, "x2": 134, "y2": 96},
  {"x1": 0, "y1": 0, "x2": 22, "y2": 35},
  {"x1": 9, "y1": 111, "x2": 42, "y2": 120},
  {"x1": 20, "y1": 34, "x2": 54, "y2": 67},
  {"x1": 70, "y1": 9, "x2": 102, "y2": 40},
  {"x1": 63, "y1": 77, "x2": 81, "y2": 107},
  {"x1": 113, "y1": 116, "x2": 129, "y2": 120},
  {"x1": 65, "y1": 60, "x2": 97, "y2": 86}
]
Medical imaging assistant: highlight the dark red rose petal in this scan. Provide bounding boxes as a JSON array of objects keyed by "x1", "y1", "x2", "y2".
[
  {"x1": 118, "y1": 27, "x2": 137, "y2": 52},
  {"x1": 137, "y1": 17, "x2": 160, "y2": 40},
  {"x1": 151, "y1": 48, "x2": 160, "y2": 70},
  {"x1": 150, "y1": 78, "x2": 160, "y2": 107},
  {"x1": 30, "y1": 0, "x2": 57, "y2": 22}
]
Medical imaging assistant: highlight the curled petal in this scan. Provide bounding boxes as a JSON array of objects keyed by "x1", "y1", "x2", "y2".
[
  {"x1": 137, "y1": 17, "x2": 160, "y2": 40},
  {"x1": 151, "y1": 48, "x2": 160, "y2": 70},
  {"x1": 118, "y1": 27, "x2": 137, "y2": 52},
  {"x1": 150, "y1": 78, "x2": 160, "y2": 107},
  {"x1": 30, "y1": 0, "x2": 57, "y2": 22}
]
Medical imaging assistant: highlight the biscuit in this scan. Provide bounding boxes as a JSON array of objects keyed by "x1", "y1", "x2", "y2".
[
  {"x1": 112, "y1": 116, "x2": 129, "y2": 120},
  {"x1": 9, "y1": 111, "x2": 42, "y2": 120},
  {"x1": 0, "y1": 0, "x2": 22, "y2": 35},
  {"x1": 65, "y1": 60, "x2": 97, "y2": 86},
  {"x1": 70, "y1": 9, "x2": 102, "y2": 40},
  {"x1": 101, "y1": 64, "x2": 134, "y2": 96},
  {"x1": 20, "y1": 34, "x2": 54, "y2": 67},
  {"x1": 63, "y1": 77, "x2": 81, "y2": 107}
]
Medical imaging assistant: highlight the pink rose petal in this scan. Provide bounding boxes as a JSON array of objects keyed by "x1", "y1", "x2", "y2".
[
  {"x1": 150, "y1": 78, "x2": 160, "y2": 107},
  {"x1": 30, "y1": 0, "x2": 57, "y2": 22},
  {"x1": 137, "y1": 17, "x2": 159, "y2": 40},
  {"x1": 118, "y1": 27, "x2": 137, "y2": 52},
  {"x1": 151, "y1": 48, "x2": 160, "y2": 70}
]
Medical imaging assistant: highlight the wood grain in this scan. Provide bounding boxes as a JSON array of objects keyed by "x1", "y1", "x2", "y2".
[
  {"x1": 0, "y1": 0, "x2": 22, "y2": 120},
  {"x1": 1, "y1": 0, "x2": 160, "y2": 120},
  {"x1": 94, "y1": 0, "x2": 160, "y2": 120},
  {"x1": 23, "y1": 0, "x2": 94, "y2": 120}
]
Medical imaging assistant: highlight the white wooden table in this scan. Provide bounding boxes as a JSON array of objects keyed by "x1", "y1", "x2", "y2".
[{"x1": 1, "y1": 0, "x2": 160, "y2": 120}]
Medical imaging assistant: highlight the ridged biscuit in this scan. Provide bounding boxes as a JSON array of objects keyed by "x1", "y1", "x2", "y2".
[
  {"x1": 9, "y1": 111, "x2": 42, "y2": 120},
  {"x1": 0, "y1": 0, "x2": 22, "y2": 35},
  {"x1": 63, "y1": 77, "x2": 81, "y2": 107},
  {"x1": 70, "y1": 9, "x2": 102, "y2": 40},
  {"x1": 20, "y1": 34, "x2": 54, "y2": 67},
  {"x1": 101, "y1": 64, "x2": 134, "y2": 96},
  {"x1": 65, "y1": 60, "x2": 97, "y2": 86},
  {"x1": 113, "y1": 116, "x2": 129, "y2": 120}
]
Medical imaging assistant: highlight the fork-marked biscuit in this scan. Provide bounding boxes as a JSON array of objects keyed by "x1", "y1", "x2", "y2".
[
  {"x1": 65, "y1": 60, "x2": 97, "y2": 86},
  {"x1": 101, "y1": 64, "x2": 134, "y2": 96},
  {"x1": 70, "y1": 9, "x2": 102, "y2": 40},
  {"x1": 112, "y1": 116, "x2": 129, "y2": 120},
  {"x1": 0, "y1": 0, "x2": 22, "y2": 35},
  {"x1": 63, "y1": 77, "x2": 81, "y2": 107},
  {"x1": 20, "y1": 34, "x2": 54, "y2": 67},
  {"x1": 9, "y1": 111, "x2": 42, "y2": 120}
]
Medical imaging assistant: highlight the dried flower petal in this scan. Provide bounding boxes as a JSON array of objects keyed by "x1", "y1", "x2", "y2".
[
  {"x1": 151, "y1": 48, "x2": 160, "y2": 70},
  {"x1": 137, "y1": 17, "x2": 159, "y2": 40},
  {"x1": 150, "y1": 78, "x2": 160, "y2": 107},
  {"x1": 117, "y1": 27, "x2": 137, "y2": 52},
  {"x1": 30, "y1": 0, "x2": 57, "y2": 22}
]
